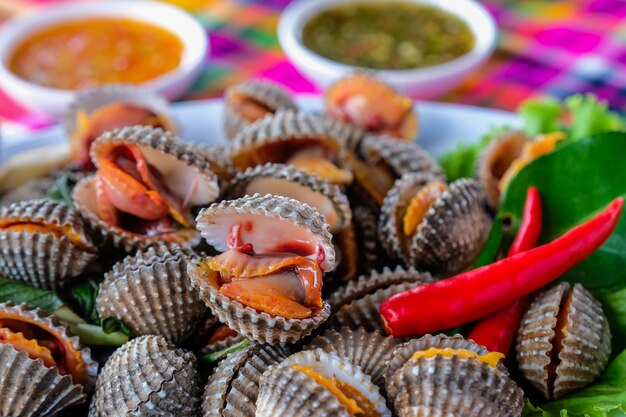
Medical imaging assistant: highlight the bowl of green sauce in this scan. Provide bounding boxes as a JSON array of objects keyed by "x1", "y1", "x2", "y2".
[{"x1": 278, "y1": 0, "x2": 497, "y2": 99}]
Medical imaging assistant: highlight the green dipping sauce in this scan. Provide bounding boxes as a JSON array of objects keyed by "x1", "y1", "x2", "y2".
[{"x1": 302, "y1": 2, "x2": 475, "y2": 70}]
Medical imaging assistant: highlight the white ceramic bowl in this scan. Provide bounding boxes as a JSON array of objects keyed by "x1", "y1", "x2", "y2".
[
  {"x1": 278, "y1": 0, "x2": 497, "y2": 99},
  {"x1": 0, "y1": 0, "x2": 208, "y2": 117}
]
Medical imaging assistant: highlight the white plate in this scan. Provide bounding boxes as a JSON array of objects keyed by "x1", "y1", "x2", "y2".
[{"x1": 1, "y1": 96, "x2": 521, "y2": 166}]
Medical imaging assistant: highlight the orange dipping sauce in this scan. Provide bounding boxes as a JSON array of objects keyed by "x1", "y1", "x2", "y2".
[{"x1": 8, "y1": 18, "x2": 184, "y2": 90}]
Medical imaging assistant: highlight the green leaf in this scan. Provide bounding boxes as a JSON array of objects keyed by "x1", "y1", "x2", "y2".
[
  {"x1": 0, "y1": 277, "x2": 65, "y2": 312},
  {"x1": 497, "y1": 132, "x2": 626, "y2": 291},
  {"x1": 101, "y1": 317, "x2": 130, "y2": 336},
  {"x1": 522, "y1": 349, "x2": 626, "y2": 417},
  {"x1": 565, "y1": 94, "x2": 624, "y2": 141},
  {"x1": 200, "y1": 339, "x2": 250, "y2": 364},
  {"x1": 518, "y1": 96, "x2": 562, "y2": 137},
  {"x1": 73, "y1": 323, "x2": 129, "y2": 346},
  {"x1": 47, "y1": 174, "x2": 75, "y2": 207},
  {"x1": 69, "y1": 279, "x2": 100, "y2": 324}
]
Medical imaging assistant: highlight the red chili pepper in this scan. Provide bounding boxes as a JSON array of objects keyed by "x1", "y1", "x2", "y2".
[
  {"x1": 468, "y1": 186, "x2": 542, "y2": 353},
  {"x1": 380, "y1": 197, "x2": 623, "y2": 338}
]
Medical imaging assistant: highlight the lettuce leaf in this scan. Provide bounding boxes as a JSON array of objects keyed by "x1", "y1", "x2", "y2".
[
  {"x1": 565, "y1": 94, "x2": 624, "y2": 141},
  {"x1": 523, "y1": 349, "x2": 626, "y2": 417},
  {"x1": 519, "y1": 96, "x2": 562, "y2": 137}
]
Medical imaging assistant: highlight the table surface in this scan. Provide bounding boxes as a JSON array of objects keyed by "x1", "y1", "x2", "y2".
[{"x1": 2, "y1": 0, "x2": 626, "y2": 133}]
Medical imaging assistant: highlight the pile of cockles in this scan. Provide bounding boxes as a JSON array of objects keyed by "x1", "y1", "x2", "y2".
[{"x1": 0, "y1": 75, "x2": 617, "y2": 417}]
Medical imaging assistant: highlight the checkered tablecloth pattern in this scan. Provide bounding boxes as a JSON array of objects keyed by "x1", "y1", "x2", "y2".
[{"x1": 2, "y1": 0, "x2": 626, "y2": 133}]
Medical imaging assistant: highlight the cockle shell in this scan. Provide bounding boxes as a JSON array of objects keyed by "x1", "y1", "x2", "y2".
[
  {"x1": 0, "y1": 199, "x2": 97, "y2": 289},
  {"x1": 188, "y1": 194, "x2": 334, "y2": 344},
  {"x1": 223, "y1": 79, "x2": 297, "y2": 140},
  {"x1": 386, "y1": 334, "x2": 523, "y2": 417},
  {"x1": 73, "y1": 125, "x2": 221, "y2": 251},
  {"x1": 229, "y1": 110, "x2": 346, "y2": 170},
  {"x1": 380, "y1": 175, "x2": 491, "y2": 274},
  {"x1": 89, "y1": 335, "x2": 201, "y2": 417},
  {"x1": 228, "y1": 163, "x2": 352, "y2": 233},
  {"x1": 96, "y1": 245, "x2": 207, "y2": 342},
  {"x1": 0, "y1": 177, "x2": 56, "y2": 207},
  {"x1": 257, "y1": 349, "x2": 392, "y2": 417},
  {"x1": 328, "y1": 266, "x2": 433, "y2": 332},
  {"x1": 516, "y1": 282, "x2": 611, "y2": 400},
  {"x1": 352, "y1": 205, "x2": 388, "y2": 271},
  {"x1": 202, "y1": 343, "x2": 290, "y2": 417},
  {"x1": 305, "y1": 326, "x2": 399, "y2": 390},
  {"x1": 476, "y1": 130, "x2": 527, "y2": 209},
  {"x1": 0, "y1": 302, "x2": 99, "y2": 417}
]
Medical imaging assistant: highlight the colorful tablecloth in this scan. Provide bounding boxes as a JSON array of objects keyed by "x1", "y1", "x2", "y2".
[{"x1": 2, "y1": 0, "x2": 626, "y2": 132}]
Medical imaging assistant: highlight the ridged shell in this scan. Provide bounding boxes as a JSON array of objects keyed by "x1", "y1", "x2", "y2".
[
  {"x1": 391, "y1": 354, "x2": 523, "y2": 417},
  {"x1": 353, "y1": 205, "x2": 386, "y2": 270},
  {"x1": 257, "y1": 349, "x2": 392, "y2": 417},
  {"x1": 0, "y1": 177, "x2": 56, "y2": 207},
  {"x1": 63, "y1": 84, "x2": 175, "y2": 139},
  {"x1": 74, "y1": 125, "x2": 221, "y2": 251},
  {"x1": 0, "y1": 302, "x2": 99, "y2": 392},
  {"x1": 331, "y1": 220, "x2": 359, "y2": 284},
  {"x1": 516, "y1": 282, "x2": 611, "y2": 399},
  {"x1": 0, "y1": 199, "x2": 97, "y2": 289},
  {"x1": 328, "y1": 266, "x2": 433, "y2": 332},
  {"x1": 195, "y1": 193, "x2": 335, "y2": 271},
  {"x1": 381, "y1": 175, "x2": 492, "y2": 274},
  {"x1": 476, "y1": 130, "x2": 527, "y2": 209},
  {"x1": 187, "y1": 257, "x2": 331, "y2": 345},
  {"x1": 96, "y1": 245, "x2": 207, "y2": 342},
  {"x1": 322, "y1": 115, "x2": 368, "y2": 152},
  {"x1": 359, "y1": 134, "x2": 445, "y2": 180},
  {"x1": 199, "y1": 333, "x2": 246, "y2": 356},
  {"x1": 385, "y1": 333, "x2": 509, "y2": 400},
  {"x1": 305, "y1": 326, "x2": 399, "y2": 390},
  {"x1": 230, "y1": 110, "x2": 344, "y2": 170},
  {"x1": 89, "y1": 335, "x2": 201, "y2": 417},
  {"x1": 223, "y1": 79, "x2": 296, "y2": 140},
  {"x1": 228, "y1": 163, "x2": 352, "y2": 233},
  {"x1": 0, "y1": 344, "x2": 85, "y2": 417},
  {"x1": 202, "y1": 343, "x2": 290, "y2": 417}
]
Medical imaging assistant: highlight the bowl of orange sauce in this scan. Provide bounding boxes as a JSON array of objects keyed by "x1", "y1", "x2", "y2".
[{"x1": 0, "y1": 0, "x2": 208, "y2": 116}]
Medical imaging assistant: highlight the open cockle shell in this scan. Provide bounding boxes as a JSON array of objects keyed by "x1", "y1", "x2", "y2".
[
  {"x1": 305, "y1": 326, "x2": 399, "y2": 390},
  {"x1": 223, "y1": 79, "x2": 297, "y2": 140},
  {"x1": 229, "y1": 110, "x2": 345, "y2": 171},
  {"x1": 516, "y1": 282, "x2": 611, "y2": 400},
  {"x1": 96, "y1": 245, "x2": 207, "y2": 343},
  {"x1": 385, "y1": 333, "x2": 509, "y2": 400},
  {"x1": 257, "y1": 349, "x2": 392, "y2": 417},
  {"x1": 89, "y1": 335, "x2": 201, "y2": 417},
  {"x1": 73, "y1": 125, "x2": 221, "y2": 251},
  {"x1": 229, "y1": 163, "x2": 352, "y2": 233},
  {"x1": 0, "y1": 199, "x2": 97, "y2": 290},
  {"x1": 391, "y1": 353, "x2": 524, "y2": 417},
  {"x1": 476, "y1": 130, "x2": 527, "y2": 209},
  {"x1": 328, "y1": 266, "x2": 433, "y2": 332},
  {"x1": 0, "y1": 302, "x2": 99, "y2": 391},
  {"x1": 202, "y1": 343, "x2": 290, "y2": 417},
  {"x1": 380, "y1": 175, "x2": 491, "y2": 274}
]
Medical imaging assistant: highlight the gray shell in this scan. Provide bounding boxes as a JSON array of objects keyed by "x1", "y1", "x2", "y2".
[
  {"x1": 228, "y1": 163, "x2": 352, "y2": 233},
  {"x1": 385, "y1": 333, "x2": 509, "y2": 400},
  {"x1": 476, "y1": 130, "x2": 527, "y2": 209},
  {"x1": 322, "y1": 115, "x2": 368, "y2": 152},
  {"x1": 380, "y1": 175, "x2": 491, "y2": 275},
  {"x1": 0, "y1": 199, "x2": 96, "y2": 289},
  {"x1": 63, "y1": 84, "x2": 175, "y2": 139},
  {"x1": 0, "y1": 344, "x2": 85, "y2": 417},
  {"x1": 0, "y1": 177, "x2": 57, "y2": 207},
  {"x1": 201, "y1": 343, "x2": 290, "y2": 417},
  {"x1": 516, "y1": 282, "x2": 611, "y2": 399},
  {"x1": 256, "y1": 349, "x2": 391, "y2": 417},
  {"x1": 391, "y1": 354, "x2": 524, "y2": 417},
  {"x1": 89, "y1": 335, "x2": 201, "y2": 417},
  {"x1": 305, "y1": 326, "x2": 399, "y2": 390},
  {"x1": 187, "y1": 257, "x2": 331, "y2": 345},
  {"x1": 73, "y1": 125, "x2": 221, "y2": 251},
  {"x1": 223, "y1": 79, "x2": 296, "y2": 140},
  {"x1": 96, "y1": 245, "x2": 207, "y2": 342},
  {"x1": 328, "y1": 266, "x2": 433, "y2": 332},
  {"x1": 353, "y1": 205, "x2": 386, "y2": 270},
  {"x1": 229, "y1": 110, "x2": 344, "y2": 170}
]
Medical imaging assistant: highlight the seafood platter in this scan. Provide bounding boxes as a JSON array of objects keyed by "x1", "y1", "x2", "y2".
[{"x1": 0, "y1": 73, "x2": 624, "y2": 417}]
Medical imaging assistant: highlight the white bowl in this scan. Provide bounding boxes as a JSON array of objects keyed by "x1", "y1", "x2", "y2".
[
  {"x1": 0, "y1": 0, "x2": 208, "y2": 117},
  {"x1": 278, "y1": 0, "x2": 497, "y2": 99}
]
